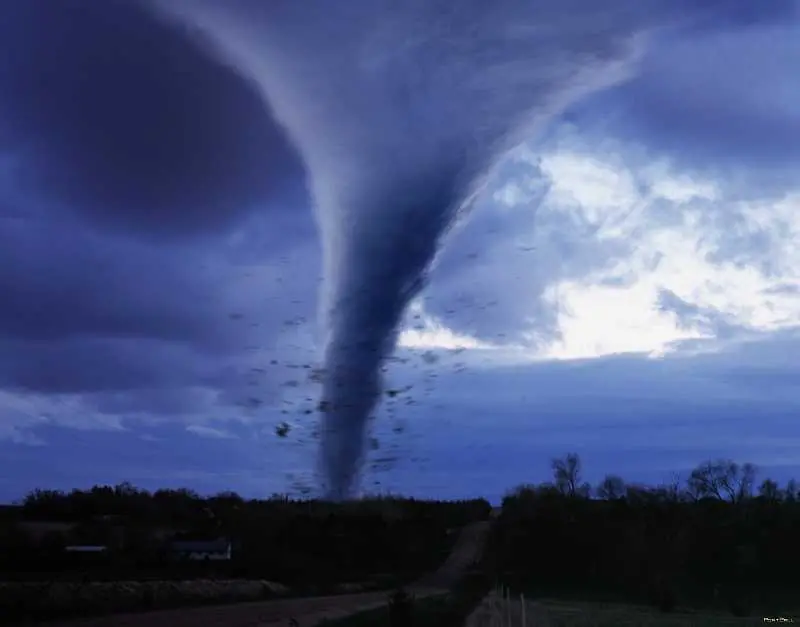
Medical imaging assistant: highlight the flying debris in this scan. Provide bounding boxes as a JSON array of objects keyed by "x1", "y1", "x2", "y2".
[{"x1": 421, "y1": 351, "x2": 439, "y2": 365}]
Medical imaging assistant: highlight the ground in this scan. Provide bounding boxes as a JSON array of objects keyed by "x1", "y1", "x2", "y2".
[
  {"x1": 38, "y1": 520, "x2": 491, "y2": 627},
  {"x1": 465, "y1": 593, "x2": 793, "y2": 627}
]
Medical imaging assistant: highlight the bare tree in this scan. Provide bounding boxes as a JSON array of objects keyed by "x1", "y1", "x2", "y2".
[
  {"x1": 660, "y1": 473, "x2": 689, "y2": 503},
  {"x1": 758, "y1": 478, "x2": 782, "y2": 501},
  {"x1": 596, "y1": 474, "x2": 626, "y2": 500},
  {"x1": 551, "y1": 453, "x2": 590, "y2": 497},
  {"x1": 737, "y1": 463, "x2": 757, "y2": 502},
  {"x1": 785, "y1": 479, "x2": 798, "y2": 502},
  {"x1": 687, "y1": 459, "x2": 757, "y2": 503}
]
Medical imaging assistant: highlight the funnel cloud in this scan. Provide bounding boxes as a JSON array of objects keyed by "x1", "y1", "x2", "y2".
[{"x1": 147, "y1": 0, "x2": 740, "y2": 499}]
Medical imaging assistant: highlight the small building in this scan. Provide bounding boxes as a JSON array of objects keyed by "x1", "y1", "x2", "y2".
[{"x1": 170, "y1": 538, "x2": 232, "y2": 561}]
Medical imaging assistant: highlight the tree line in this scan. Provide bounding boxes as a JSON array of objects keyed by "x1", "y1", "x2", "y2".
[
  {"x1": 1, "y1": 486, "x2": 491, "y2": 586},
  {"x1": 493, "y1": 453, "x2": 800, "y2": 617}
]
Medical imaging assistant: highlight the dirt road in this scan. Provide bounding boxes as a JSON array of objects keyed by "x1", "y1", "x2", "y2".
[
  {"x1": 40, "y1": 520, "x2": 493, "y2": 627},
  {"x1": 413, "y1": 520, "x2": 490, "y2": 590}
]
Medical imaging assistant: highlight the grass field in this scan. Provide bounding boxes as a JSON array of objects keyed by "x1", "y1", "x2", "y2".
[{"x1": 465, "y1": 589, "x2": 799, "y2": 627}]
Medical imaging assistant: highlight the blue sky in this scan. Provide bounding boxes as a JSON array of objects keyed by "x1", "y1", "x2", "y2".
[{"x1": 1, "y1": 0, "x2": 799, "y2": 503}]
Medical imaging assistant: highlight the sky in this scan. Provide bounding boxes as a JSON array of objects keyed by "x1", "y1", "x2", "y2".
[{"x1": 1, "y1": 0, "x2": 799, "y2": 503}]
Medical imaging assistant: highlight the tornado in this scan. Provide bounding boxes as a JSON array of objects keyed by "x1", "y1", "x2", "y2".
[{"x1": 148, "y1": 0, "x2": 722, "y2": 499}]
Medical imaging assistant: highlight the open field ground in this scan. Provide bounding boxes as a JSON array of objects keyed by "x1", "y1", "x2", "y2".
[{"x1": 466, "y1": 591, "x2": 799, "y2": 627}]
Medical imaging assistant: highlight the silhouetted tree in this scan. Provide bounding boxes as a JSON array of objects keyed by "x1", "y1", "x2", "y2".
[
  {"x1": 595, "y1": 474, "x2": 626, "y2": 500},
  {"x1": 687, "y1": 459, "x2": 756, "y2": 503},
  {"x1": 551, "y1": 453, "x2": 591, "y2": 498},
  {"x1": 496, "y1": 453, "x2": 800, "y2": 617}
]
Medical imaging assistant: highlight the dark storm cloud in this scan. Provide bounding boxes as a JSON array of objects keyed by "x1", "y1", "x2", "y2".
[
  {"x1": 0, "y1": 218, "x2": 216, "y2": 344},
  {"x1": 0, "y1": 337, "x2": 213, "y2": 395},
  {"x1": 0, "y1": 0, "x2": 305, "y2": 237},
  {"x1": 0, "y1": 0, "x2": 320, "y2": 412},
  {"x1": 669, "y1": 0, "x2": 797, "y2": 32},
  {"x1": 565, "y1": 13, "x2": 800, "y2": 183},
  {"x1": 0, "y1": 168, "x2": 320, "y2": 400}
]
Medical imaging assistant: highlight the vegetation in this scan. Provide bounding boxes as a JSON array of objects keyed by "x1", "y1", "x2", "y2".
[
  {"x1": 3, "y1": 487, "x2": 488, "y2": 584},
  {"x1": 496, "y1": 453, "x2": 800, "y2": 618},
  {"x1": 0, "y1": 487, "x2": 489, "y2": 623},
  {"x1": 6, "y1": 453, "x2": 800, "y2": 624},
  {"x1": 0, "y1": 579, "x2": 287, "y2": 624}
]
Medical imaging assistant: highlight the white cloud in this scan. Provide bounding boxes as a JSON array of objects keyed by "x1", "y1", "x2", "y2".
[
  {"x1": 414, "y1": 132, "x2": 800, "y2": 363},
  {"x1": 538, "y1": 280, "x2": 709, "y2": 360},
  {"x1": 398, "y1": 301, "x2": 498, "y2": 351},
  {"x1": 541, "y1": 152, "x2": 640, "y2": 223},
  {"x1": 534, "y1": 149, "x2": 800, "y2": 359}
]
